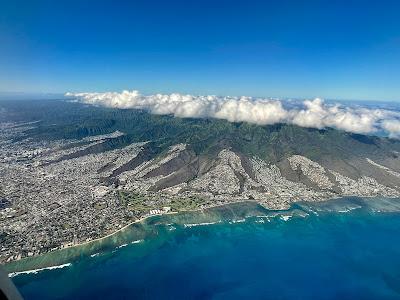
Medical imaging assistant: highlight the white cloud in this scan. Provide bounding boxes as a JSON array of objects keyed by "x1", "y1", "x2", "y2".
[
  {"x1": 382, "y1": 120, "x2": 400, "y2": 138},
  {"x1": 66, "y1": 90, "x2": 400, "y2": 137},
  {"x1": 290, "y1": 99, "x2": 380, "y2": 134}
]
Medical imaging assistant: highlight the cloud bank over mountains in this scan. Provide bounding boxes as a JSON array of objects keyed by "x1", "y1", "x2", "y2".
[{"x1": 66, "y1": 90, "x2": 400, "y2": 137}]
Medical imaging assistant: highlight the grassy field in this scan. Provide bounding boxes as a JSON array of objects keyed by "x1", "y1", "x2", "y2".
[
  {"x1": 168, "y1": 196, "x2": 208, "y2": 211},
  {"x1": 118, "y1": 191, "x2": 156, "y2": 214},
  {"x1": 118, "y1": 191, "x2": 208, "y2": 213}
]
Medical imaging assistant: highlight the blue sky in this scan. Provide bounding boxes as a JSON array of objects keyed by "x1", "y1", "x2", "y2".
[{"x1": 0, "y1": 0, "x2": 399, "y2": 101}]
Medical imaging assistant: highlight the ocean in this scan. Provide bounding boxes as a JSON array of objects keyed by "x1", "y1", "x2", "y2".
[{"x1": 8, "y1": 197, "x2": 400, "y2": 299}]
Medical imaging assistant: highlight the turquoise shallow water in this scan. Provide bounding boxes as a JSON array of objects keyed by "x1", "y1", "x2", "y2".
[{"x1": 8, "y1": 198, "x2": 400, "y2": 299}]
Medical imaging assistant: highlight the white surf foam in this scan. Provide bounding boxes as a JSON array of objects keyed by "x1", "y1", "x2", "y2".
[
  {"x1": 337, "y1": 205, "x2": 362, "y2": 213},
  {"x1": 183, "y1": 221, "x2": 221, "y2": 228},
  {"x1": 117, "y1": 243, "x2": 128, "y2": 249},
  {"x1": 229, "y1": 218, "x2": 246, "y2": 224},
  {"x1": 280, "y1": 215, "x2": 292, "y2": 221},
  {"x1": 131, "y1": 239, "x2": 143, "y2": 244},
  {"x1": 8, "y1": 263, "x2": 72, "y2": 278}
]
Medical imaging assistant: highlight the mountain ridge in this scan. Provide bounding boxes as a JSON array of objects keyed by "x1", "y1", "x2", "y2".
[{"x1": 2, "y1": 100, "x2": 400, "y2": 262}]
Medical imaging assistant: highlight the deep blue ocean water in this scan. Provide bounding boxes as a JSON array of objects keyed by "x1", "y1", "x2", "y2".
[{"x1": 10, "y1": 198, "x2": 400, "y2": 299}]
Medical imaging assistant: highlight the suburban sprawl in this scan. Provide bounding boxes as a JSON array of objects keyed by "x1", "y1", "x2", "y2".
[{"x1": 2, "y1": 98, "x2": 400, "y2": 264}]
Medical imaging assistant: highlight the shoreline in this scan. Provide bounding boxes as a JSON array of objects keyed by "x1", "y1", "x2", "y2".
[
  {"x1": 4, "y1": 196, "x2": 399, "y2": 273},
  {"x1": 3, "y1": 200, "x2": 263, "y2": 271},
  {"x1": 65, "y1": 211, "x2": 179, "y2": 249},
  {"x1": 67, "y1": 194, "x2": 400, "y2": 251},
  {"x1": 59, "y1": 198, "x2": 259, "y2": 249},
  {"x1": 57, "y1": 199, "x2": 265, "y2": 251}
]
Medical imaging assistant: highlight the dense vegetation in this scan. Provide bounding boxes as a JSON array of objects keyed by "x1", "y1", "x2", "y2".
[{"x1": 2, "y1": 99, "x2": 400, "y2": 163}]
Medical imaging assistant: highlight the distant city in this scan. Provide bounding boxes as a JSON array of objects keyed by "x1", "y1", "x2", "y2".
[{"x1": 2, "y1": 99, "x2": 400, "y2": 264}]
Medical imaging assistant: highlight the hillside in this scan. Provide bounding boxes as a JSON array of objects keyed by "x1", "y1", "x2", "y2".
[{"x1": 2, "y1": 99, "x2": 400, "y2": 262}]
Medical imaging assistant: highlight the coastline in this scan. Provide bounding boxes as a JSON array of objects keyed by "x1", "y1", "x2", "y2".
[
  {"x1": 4, "y1": 196, "x2": 400, "y2": 275},
  {"x1": 2, "y1": 200, "x2": 266, "y2": 274},
  {"x1": 52, "y1": 199, "x2": 264, "y2": 252},
  {"x1": 65, "y1": 211, "x2": 179, "y2": 249},
  {"x1": 72, "y1": 194, "x2": 399, "y2": 251},
  {"x1": 13, "y1": 198, "x2": 400, "y2": 300}
]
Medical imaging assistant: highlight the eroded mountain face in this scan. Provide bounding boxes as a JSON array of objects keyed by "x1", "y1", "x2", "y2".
[
  {"x1": 2, "y1": 128, "x2": 400, "y2": 218},
  {"x1": 2, "y1": 103, "x2": 400, "y2": 262},
  {"x1": 96, "y1": 138, "x2": 400, "y2": 206}
]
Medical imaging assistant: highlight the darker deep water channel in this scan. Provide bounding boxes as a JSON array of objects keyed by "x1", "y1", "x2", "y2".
[{"x1": 9, "y1": 198, "x2": 400, "y2": 299}]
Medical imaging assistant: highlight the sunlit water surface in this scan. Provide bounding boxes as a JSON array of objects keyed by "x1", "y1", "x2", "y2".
[{"x1": 8, "y1": 197, "x2": 400, "y2": 299}]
